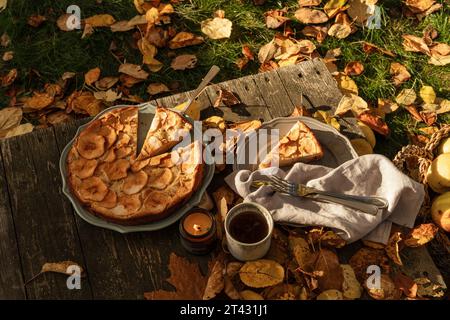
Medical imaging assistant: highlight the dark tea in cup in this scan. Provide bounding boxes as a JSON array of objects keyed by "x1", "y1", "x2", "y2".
[{"x1": 228, "y1": 211, "x2": 269, "y2": 244}]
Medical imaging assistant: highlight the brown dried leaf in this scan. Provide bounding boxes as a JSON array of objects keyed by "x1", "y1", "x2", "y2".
[
  {"x1": 1, "y1": 32, "x2": 10, "y2": 47},
  {"x1": 240, "y1": 290, "x2": 264, "y2": 300},
  {"x1": 170, "y1": 54, "x2": 198, "y2": 70},
  {"x1": 347, "y1": 0, "x2": 374, "y2": 25},
  {"x1": 415, "y1": 277, "x2": 445, "y2": 298},
  {"x1": 95, "y1": 76, "x2": 119, "y2": 90},
  {"x1": 289, "y1": 235, "x2": 312, "y2": 269},
  {"x1": 361, "y1": 41, "x2": 396, "y2": 57},
  {"x1": 299, "y1": 0, "x2": 322, "y2": 6},
  {"x1": 393, "y1": 272, "x2": 418, "y2": 298},
  {"x1": 396, "y1": 88, "x2": 417, "y2": 105},
  {"x1": 0, "y1": 107, "x2": 22, "y2": 133},
  {"x1": 169, "y1": 31, "x2": 204, "y2": 49},
  {"x1": 28, "y1": 14, "x2": 47, "y2": 27},
  {"x1": 307, "y1": 228, "x2": 346, "y2": 248},
  {"x1": 84, "y1": 14, "x2": 116, "y2": 27},
  {"x1": 301, "y1": 25, "x2": 328, "y2": 43},
  {"x1": 41, "y1": 261, "x2": 84, "y2": 275},
  {"x1": 68, "y1": 91, "x2": 103, "y2": 116},
  {"x1": 118, "y1": 63, "x2": 149, "y2": 79},
  {"x1": 1, "y1": 68, "x2": 17, "y2": 87},
  {"x1": 341, "y1": 264, "x2": 362, "y2": 299},
  {"x1": 84, "y1": 67, "x2": 101, "y2": 86},
  {"x1": 365, "y1": 274, "x2": 401, "y2": 300},
  {"x1": 327, "y1": 23, "x2": 352, "y2": 39},
  {"x1": 56, "y1": 14, "x2": 73, "y2": 31},
  {"x1": 2, "y1": 51, "x2": 13, "y2": 61},
  {"x1": 357, "y1": 111, "x2": 390, "y2": 136},
  {"x1": 147, "y1": 82, "x2": 170, "y2": 96},
  {"x1": 323, "y1": 0, "x2": 348, "y2": 18},
  {"x1": 201, "y1": 17, "x2": 232, "y2": 39},
  {"x1": 305, "y1": 249, "x2": 343, "y2": 291},
  {"x1": 24, "y1": 92, "x2": 54, "y2": 110},
  {"x1": 45, "y1": 111, "x2": 73, "y2": 125},
  {"x1": 420, "y1": 111, "x2": 436, "y2": 126},
  {"x1": 264, "y1": 9, "x2": 289, "y2": 29},
  {"x1": 335, "y1": 94, "x2": 368, "y2": 116},
  {"x1": 213, "y1": 88, "x2": 240, "y2": 107},
  {"x1": 138, "y1": 37, "x2": 158, "y2": 65},
  {"x1": 349, "y1": 247, "x2": 390, "y2": 282},
  {"x1": 294, "y1": 8, "x2": 329, "y2": 24},
  {"x1": 405, "y1": 0, "x2": 435, "y2": 13},
  {"x1": 377, "y1": 98, "x2": 399, "y2": 117},
  {"x1": 402, "y1": 34, "x2": 431, "y2": 55},
  {"x1": 416, "y1": 3, "x2": 443, "y2": 20},
  {"x1": 404, "y1": 223, "x2": 439, "y2": 247},
  {"x1": 385, "y1": 231, "x2": 403, "y2": 266},
  {"x1": 262, "y1": 283, "x2": 302, "y2": 300},
  {"x1": 258, "y1": 39, "x2": 277, "y2": 64},
  {"x1": 93, "y1": 89, "x2": 122, "y2": 102},
  {"x1": 145, "y1": 253, "x2": 208, "y2": 300},
  {"x1": 203, "y1": 256, "x2": 225, "y2": 300},
  {"x1": 119, "y1": 74, "x2": 143, "y2": 88},
  {"x1": 390, "y1": 62, "x2": 411, "y2": 86},
  {"x1": 404, "y1": 105, "x2": 423, "y2": 122},
  {"x1": 239, "y1": 259, "x2": 284, "y2": 288},
  {"x1": 344, "y1": 61, "x2": 364, "y2": 76},
  {"x1": 242, "y1": 45, "x2": 254, "y2": 61}
]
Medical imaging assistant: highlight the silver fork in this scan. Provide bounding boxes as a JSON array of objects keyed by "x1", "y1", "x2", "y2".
[{"x1": 263, "y1": 175, "x2": 388, "y2": 216}]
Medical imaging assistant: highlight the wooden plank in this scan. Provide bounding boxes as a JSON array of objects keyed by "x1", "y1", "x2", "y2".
[
  {"x1": 250, "y1": 70, "x2": 295, "y2": 119},
  {"x1": 203, "y1": 76, "x2": 273, "y2": 122},
  {"x1": 0, "y1": 128, "x2": 93, "y2": 299},
  {"x1": 0, "y1": 147, "x2": 26, "y2": 299},
  {"x1": 53, "y1": 119, "x2": 210, "y2": 299},
  {"x1": 276, "y1": 60, "x2": 364, "y2": 139}
]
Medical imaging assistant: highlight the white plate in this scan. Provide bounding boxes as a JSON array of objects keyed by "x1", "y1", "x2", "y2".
[
  {"x1": 59, "y1": 103, "x2": 215, "y2": 233},
  {"x1": 233, "y1": 116, "x2": 358, "y2": 171}
]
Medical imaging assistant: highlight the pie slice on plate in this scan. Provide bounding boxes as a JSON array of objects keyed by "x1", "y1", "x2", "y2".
[
  {"x1": 259, "y1": 120, "x2": 323, "y2": 169},
  {"x1": 137, "y1": 107, "x2": 192, "y2": 160},
  {"x1": 67, "y1": 106, "x2": 203, "y2": 225}
]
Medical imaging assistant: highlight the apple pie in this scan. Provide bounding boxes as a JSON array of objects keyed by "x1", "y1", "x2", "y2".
[
  {"x1": 67, "y1": 106, "x2": 203, "y2": 225},
  {"x1": 259, "y1": 120, "x2": 323, "y2": 169}
]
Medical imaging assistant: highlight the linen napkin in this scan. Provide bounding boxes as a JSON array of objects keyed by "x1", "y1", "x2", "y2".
[{"x1": 225, "y1": 154, "x2": 425, "y2": 244}]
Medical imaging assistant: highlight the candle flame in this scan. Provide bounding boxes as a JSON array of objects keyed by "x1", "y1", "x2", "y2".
[{"x1": 193, "y1": 224, "x2": 202, "y2": 232}]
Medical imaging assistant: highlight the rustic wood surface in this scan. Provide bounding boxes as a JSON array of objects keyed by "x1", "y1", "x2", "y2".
[{"x1": 0, "y1": 59, "x2": 445, "y2": 299}]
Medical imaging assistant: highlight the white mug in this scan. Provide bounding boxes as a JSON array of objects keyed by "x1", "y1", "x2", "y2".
[{"x1": 224, "y1": 202, "x2": 273, "y2": 261}]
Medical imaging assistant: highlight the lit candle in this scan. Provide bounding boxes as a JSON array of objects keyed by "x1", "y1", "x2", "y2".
[
  {"x1": 183, "y1": 212, "x2": 213, "y2": 236},
  {"x1": 179, "y1": 209, "x2": 217, "y2": 255}
]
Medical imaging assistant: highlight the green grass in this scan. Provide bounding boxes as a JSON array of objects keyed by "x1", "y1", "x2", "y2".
[{"x1": 0, "y1": 0, "x2": 449, "y2": 158}]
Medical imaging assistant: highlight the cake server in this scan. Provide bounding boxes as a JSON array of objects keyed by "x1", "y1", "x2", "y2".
[{"x1": 137, "y1": 65, "x2": 220, "y2": 154}]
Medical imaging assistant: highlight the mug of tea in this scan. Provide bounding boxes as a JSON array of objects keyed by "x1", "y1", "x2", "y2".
[{"x1": 224, "y1": 202, "x2": 274, "y2": 261}]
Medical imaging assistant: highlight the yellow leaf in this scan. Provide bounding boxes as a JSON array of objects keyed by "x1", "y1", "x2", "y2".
[
  {"x1": 396, "y1": 88, "x2": 417, "y2": 105},
  {"x1": 138, "y1": 37, "x2": 157, "y2": 64},
  {"x1": 4, "y1": 123, "x2": 33, "y2": 138},
  {"x1": 201, "y1": 17, "x2": 232, "y2": 40},
  {"x1": 313, "y1": 110, "x2": 341, "y2": 131},
  {"x1": 350, "y1": 138, "x2": 373, "y2": 156},
  {"x1": 174, "y1": 100, "x2": 201, "y2": 120},
  {"x1": 435, "y1": 99, "x2": 450, "y2": 114},
  {"x1": 334, "y1": 73, "x2": 358, "y2": 96},
  {"x1": 239, "y1": 259, "x2": 284, "y2": 288},
  {"x1": 0, "y1": 0, "x2": 7, "y2": 12},
  {"x1": 328, "y1": 23, "x2": 351, "y2": 39},
  {"x1": 419, "y1": 85, "x2": 436, "y2": 104},
  {"x1": 84, "y1": 14, "x2": 116, "y2": 27},
  {"x1": 145, "y1": 7, "x2": 159, "y2": 25},
  {"x1": 335, "y1": 94, "x2": 369, "y2": 116},
  {"x1": 324, "y1": 0, "x2": 348, "y2": 18}
]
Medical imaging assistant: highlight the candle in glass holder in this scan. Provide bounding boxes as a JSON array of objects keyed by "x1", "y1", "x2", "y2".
[{"x1": 179, "y1": 208, "x2": 217, "y2": 255}]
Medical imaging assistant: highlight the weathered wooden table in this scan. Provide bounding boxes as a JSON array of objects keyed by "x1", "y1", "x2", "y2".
[{"x1": 0, "y1": 59, "x2": 444, "y2": 299}]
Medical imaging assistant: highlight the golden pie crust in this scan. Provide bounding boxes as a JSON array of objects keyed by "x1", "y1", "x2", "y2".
[
  {"x1": 259, "y1": 120, "x2": 323, "y2": 169},
  {"x1": 67, "y1": 106, "x2": 203, "y2": 225}
]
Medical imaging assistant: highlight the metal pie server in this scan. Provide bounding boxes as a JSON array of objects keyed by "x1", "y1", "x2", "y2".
[{"x1": 136, "y1": 65, "x2": 220, "y2": 154}]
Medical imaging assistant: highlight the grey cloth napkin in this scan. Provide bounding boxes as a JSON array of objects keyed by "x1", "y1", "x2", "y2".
[{"x1": 225, "y1": 154, "x2": 425, "y2": 244}]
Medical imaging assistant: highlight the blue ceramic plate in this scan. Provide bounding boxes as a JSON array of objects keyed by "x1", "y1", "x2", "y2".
[{"x1": 59, "y1": 103, "x2": 215, "y2": 233}]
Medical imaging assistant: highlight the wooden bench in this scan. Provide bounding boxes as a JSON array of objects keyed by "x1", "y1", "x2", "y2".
[{"x1": 0, "y1": 58, "x2": 445, "y2": 299}]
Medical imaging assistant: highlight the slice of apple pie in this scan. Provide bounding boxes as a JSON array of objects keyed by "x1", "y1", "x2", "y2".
[{"x1": 259, "y1": 120, "x2": 323, "y2": 169}]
